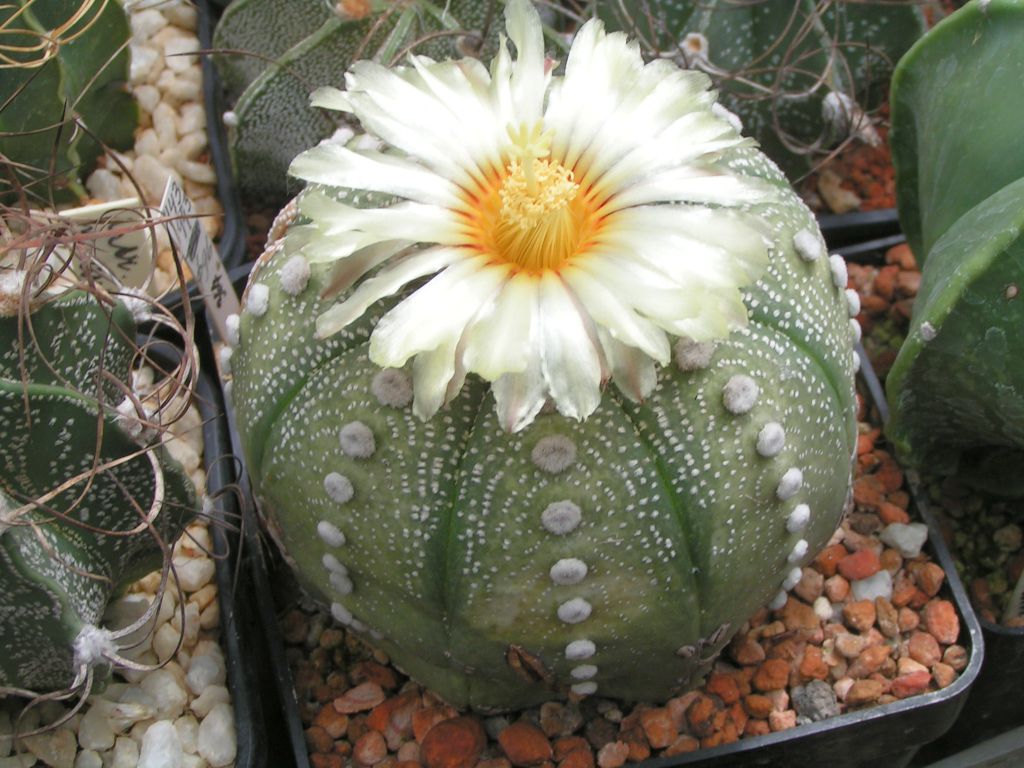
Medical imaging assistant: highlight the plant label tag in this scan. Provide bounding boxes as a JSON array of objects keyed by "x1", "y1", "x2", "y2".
[{"x1": 160, "y1": 179, "x2": 240, "y2": 341}]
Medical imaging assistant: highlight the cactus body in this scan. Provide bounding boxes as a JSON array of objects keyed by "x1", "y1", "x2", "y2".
[
  {"x1": 0, "y1": 292, "x2": 195, "y2": 691},
  {"x1": 231, "y1": 147, "x2": 858, "y2": 710},
  {"x1": 886, "y1": 0, "x2": 1024, "y2": 495}
]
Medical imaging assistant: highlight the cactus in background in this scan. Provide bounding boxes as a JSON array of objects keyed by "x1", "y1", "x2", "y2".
[
  {"x1": 0, "y1": 254, "x2": 196, "y2": 692},
  {"x1": 214, "y1": 0, "x2": 507, "y2": 204},
  {"x1": 597, "y1": 0, "x2": 930, "y2": 181},
  {"x1": 886, "y1": 0, "x2": 1024, "y2": 497},
  {"x1": 229, "y1": 0, "x2": 858, "y2": 710},
  {"x1": 0, "y1": 0, "x2": 138, "y2": 204}
]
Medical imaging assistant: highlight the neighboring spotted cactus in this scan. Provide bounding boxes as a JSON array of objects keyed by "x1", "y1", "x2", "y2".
[
  {"x1": 886, "y1": 0, "x2": 1024, "y2": 496},
  {"x1": 229, "y1": 0, "x2": 858, "y2": 711},
  {"x1": 0, "y1": 0, "x2": 137, "y2": 203},
  {"x1": 597, "y1": 0, "x2": 930, "y2": 180},
  {"x1": 0, "y1": 272, "x2": 196, "y2": 692}
]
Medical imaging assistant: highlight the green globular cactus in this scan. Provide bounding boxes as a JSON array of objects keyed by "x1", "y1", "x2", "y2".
[
  {"x1": 214, "y1": 0, "x2": 505, "y2": 204},
  {"x1": 597, "y1": 0, "x2": 930, "y2": 181},
  {"x1": 886, "y1": 0, "x2": 1024, "y2": 496},
  {"x1": 0, "y1": 0, "x2": 137, "y2": 204},
  {"x1": 0, "y1": 279, "x2": 196, "y2": 692},
  {"x1": 229, "y1": 0, "x2": 858, "y2": 711}
]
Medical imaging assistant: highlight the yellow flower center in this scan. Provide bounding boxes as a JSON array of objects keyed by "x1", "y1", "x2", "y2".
[{"x1": 464, "y1": 121, "x2": 599, "y2": 273}]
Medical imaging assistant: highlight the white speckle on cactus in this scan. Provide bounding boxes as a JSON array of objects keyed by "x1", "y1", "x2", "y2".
[
  {"x1": 793, "y1": 229, "x2": 823, "y2": 262},
  {"x1": 322, "y1": 553, "x2": 347, "y2": 574},
  {"x1": 722, "y1": 374, "x2": 758, "y2": 414},
  {"x1": 844, "y1": 288, "x2": 861, "y2": 318},
  {"x1": 557, "y1": 598, "x2": 592, "y2": 624},
  {"x1": 225, "y1": 313, "x2": 241, "y2": 346},
  {"x1": 674, "y1": 339, "x2": 716, "y2": 372},
  {"x1": 218, "y1": 345, "x2": 233, "y2": 374},
  {"x1": 788, "y1": 539, "x2": 809, "y2": 563},
  {"x1": 852, "y1": 350, "x2": 862, "y2": 374},
  {"x1": 279, "y1": 255, "x2": 311, "y2": 296},
  {"x1": 74, "y1": 624, "x2": 117, "y2": 667},
  {"x1": 550, "y1": 558, "x2": 588, "y2": 585},
  {"x1": 571, "y1": 681, "x2": 598, "y2": 696},
  {"x1": 850, "y1": 318, "x2": 862, "y2": 343},
  {"x1": 565, "y1": 639, "x2": 596, "y2": 660},
  {"x1": 331, "y1": 602, "x2": 353, "y2": 625},
  {"x1": 787, "y1": 503, "x2": 811, "y2": 533},
  {"x1": 330, "y1": 571, "x2": 354, "y2": 595},
  {"x1": 920, "y1": 321, "x2": 936, "y2": 341},
  {"x1": 317, "y1": 520, "x2": 346, "y2": 547},
  {"x1": 829, "y1": 254, "x2": 848, "y2": 289},
  {"x1": 246, "y1": 282, "x2": 269, "y2": 316},
  {"x1": 756, "y1": 422, "x2": 785, "y2": 457},
  {"x1": 339, "y1": 421, "x2": 376, "y2": 459},
  {"x1": 776, "y1": 468, "x2": 803, "y2": 500},
  {"x1": 571, "y1": 664, "x2": 598, "y2": 680},
  {"x1": 324, "y1": 472, "x2": 354, "y2": 504},
  {"x1": 531, "y1": 435, "x2": 577, "y2": 473},
  {"x1": 371, "y1": 368, "x2": 413, "y2": 408},
  {"x1": 541, "y1": 500, "x2": 583, "y2": 535},
  {"x1": 783, "y1": 566, "x2": 802, "y2": 591}
]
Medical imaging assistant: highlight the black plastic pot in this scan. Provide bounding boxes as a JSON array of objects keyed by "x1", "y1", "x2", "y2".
[{"x1": 818, "y1": 208, "x2": 901, "y2": 252}]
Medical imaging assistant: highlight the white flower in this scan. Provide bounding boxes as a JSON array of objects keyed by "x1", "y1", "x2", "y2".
[{"x1": 288, "y1": 0, "x2": 773, "y2": 432}]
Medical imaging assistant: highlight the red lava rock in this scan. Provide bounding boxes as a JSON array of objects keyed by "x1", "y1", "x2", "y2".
[
  {"x1": 351, "y1": 661, "x2": 401, "y2": 691},
  {"x1": 878, "y1": 502, "x2": 911, "y2": 525},
  {"x1": 768, "y1": 710, "x2": 797, "y2": 732},
  {"x1": 559, "y1": 748, "x2": 595, "y2": 768},
  {"x1": 798, "y1": 646, "x2": 830, "y2": 680},
  {"x1": 824, "y1": 575, "x2": 851, "y2": 603},
  {"x1": 908, "y1": 631, "x2": 942, "y2": 666},
  {"x1": 420, "y1": 716, "x2": 486, "y2": 768},
  {"x1": 313, "y1": 705, "x2": 349, "y2": 739},
  {"x1": 753, "y1": 659, "x2": 791, "y2": 692},
  {"x1": 354, "y1": 730, "x2": 388, "y2": 766},
  {"x1": 913, "y1": 562, "x2": 946, "y2": 597},
  {"x1": 622, "y1": 726, "x2": 651, "y2": 761},
  {"x1": 932, "y1": 662, "x2": 957, "y2": 689},
  {"x1": 310, "y1": 755, "x2": 345, "y2": 768},
  {"x1": 846, "y1": 679, "x2": 884, "y2": 706},
  {"x1": 897, "y1": 270, "x2": 921, "y2": 296},
  {"x1": 781, "y1": 598, "x2": 821, "y2": 632},
  {"x1": 744, "y1": 719, "x2": 771, "y2": 737},
  {"x1": 729, "y1": 633, "x2": 767, "y2": 666},
  {"x1": 873, "y1": 265, "x2": 898, "y2": 300},
  {"x1": 596, "y1": 741, "x2": 629, "y2": 768},
  {"x1": 553, "y1": 737, "x2": 590, "y2": 762},
  {"x1": 924, "y1": 600, "x2": 960, "y2": 644},
  {"x1": 638, "y1": 708, "x2": 678, "y2": 749},
  {"x1": 815, "y1": 544, "x2": 848, "y2": 577},
  {"x1": 743, "y1": 694, "x2": 773, "y2": 719},
  {"x1": 891, "y1": 670, "x2": 931, "y2": 699},
  {"x1": 413, "y1": 706, "x2": 457, "y2": 743},
  {"x1": 705, "y1": 674, "x2": 741, "y2": 706},
  {"x1": 898, "y1": 606, "x2": 921, "y2": 632},
  {"x1": 857, "y1": 433, "x2": 875, "y2": 456},
  {"x1": 334, "y1": 682, "x2": 387, "y2": 714},
  {"x1": 879, "y1": 548, "x2": 904, "y2": 574},
  {"x1": 366, "y1": 692, "x2": 419, "y2": 734},
  {"x1": 685, "y1": 694, "x2": 719, "y2": 738},
  {"x1": 663, "y1": 735, "x2": 700, "y2": 756},
  {"x1": 305, "y1": 726, "x2": 334, "y2": 754},
  {"x1": 498, "y1": 721, "x2": 553, "y2": 766},
  {"x1": 848, "y1": 645, "x2": 892, "y2": 678},
  {"x1": 886, "y1": 243, "x2": 918, "y2": 270},
  {"x1": 842, "y1": 600, "x2": 877, "y2": 632},
  {"x1": 853, "y1": 476, "x2": 886, "y2": 510},
  {"x1": 875, "y1": 598, "x2": 900, "y2": 638},
  {"x1": 943, "y1": 645, "x2": 969, "y2": 671},
  {"x1": 839, "y1": 549, "x2": 882, "y2": 581},
  {"x1": 874, "y1": 460, "x2": 905, "y2": 494}
]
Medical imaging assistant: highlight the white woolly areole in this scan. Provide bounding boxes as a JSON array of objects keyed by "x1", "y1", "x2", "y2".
[
  {"x1": 788, "y1": 539, "x2": 809, "y2": 563},
  {"x1": 324, "y1": 472, "x2": 354, "y2": 504},
  {"x1": 756, "y1": 422, "x2": 785, "y2": 458},
  {"x1": 330, "y1": 572, "x2": 354, "y2": 595},
  {"x1": 74, "y1": 624, "x2": 117, "y2": 667},
  {"x1": 565, "y1": 639, "x2": 596, "y2": 660},
  {"x1": 550, "y1": 558, "x2": 588, "y2": 585},
  {"x1": 350, "y1": 619, "x2": 367, "y2": 633},
  {"x1": 117, "y1": 288, "x2": 153, "y2": 323},
  {"x1": 767, "y1": 590, "x2": 788, "y2": 611},
  {"x1": 0, "y1": 269, "x2": 27, "y2": 317},
  {"x1": 920, "y1": 321, "x2": 936, "y2": 341},
  {"x1": 829, "y1": 254, "x2": 848, "y2": 289},
  {"x1": 850, "y1": 318, "x2": 863, "y2": 343},
  {"x1": 330, "y1": 602, "x2": 353, "y2": 625},
  {"x1": 531, "y1": 435, "x2": 577, "y2": 474},
  {"x1": 723, "y1": 375, "x2": 759, "y2": 414},
  {"x1": 246, "y1": 282, "x2": 270, "y2": 317},
  {"x1": 114, "y1": 397, "x2": 145, "y2": 440},
  {"x1": 845, "y1": 288, "x2": 861, "y2": 318},
  {"x1": 852, "y1": 350, "x2": 862, "y2": 373},
  {"x1": 541, "y1": 500, "x2": 582, "y2": 535},
  {"x1": 675, "y1": 339, "x2": 716, "y2": 372},
  {"x1": 218, "y1": 345, "x2": 233, "y2": 374},
  {"x1": 371, "y1": 368, "x2": 413, "y2": 408},
  {"x1": 793, "y1": 229, "x2": 824, "y2": 262},
  {"x1": 571, "y1": 681, "x2": 598, "y2": 696},
  {"x1": 223, "y1": 110, "x2": 238, "y2": 127},
  {"x1": 777, "y1": 468, "x2": 804, "y2": 500},
  {"x1": 571, "y1": 664, "x2": 598, "y2": 680},
  {"x1": 225, "y1": 313, "x2": 241, "y2": 346},
  {"x1": 317, "y1": 520, "x2": 346, "y2": 547},
  {"x1": 557, "y1": 598, "x2": 592, "y2": 624},
  {"x1": 339, "y1": 421, "x2": 376, "y2": 459},
  {"x1": 787, "y1": 503, "x2": 811, "y2": 533},
  {"x1": 279, "y1": 255, "x2": 311, "y2": 296},
  {"x1": 783, "y1": 566, "x2": 803, "y2": 591},
  {"x1": 322, "y1": 553, "x2": 347, "y2": 574}
]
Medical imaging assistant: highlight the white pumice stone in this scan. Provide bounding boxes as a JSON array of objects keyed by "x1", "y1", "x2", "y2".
[
  {"x1": 542, "y1": 500, "x2": 582, "y2": 534},
  {"x1": 920, "y1": 321, "x2": 937, "y2": 341},
  {"x1": 768, "y1": 590, "x2": 788, "y2": 610},
  {"x1": 850, "y1": 318, "x2": 863, "y2": 343},
  {"x1": 793, "y1": 229, "x2": 824, "y2": 262},
  {"x1": 557, "y1": 598, "x2": 593, "y2": 624},
  {"x1": 879, "y1": 522, "x2": 930, "y2": 559},
  {"x1": 322, "y1": 553, "x2": 347, "y2": 574},
  {"x1": 674, "y1": 338, "x2": 716, "y2": 371},
  {"x1": 317, "y1": 520, "x2": 346, "y2": 547},
  {"x1": 787, "y1": 504, "x2": 811, "y2": 533},
  {"x1": 371, "y1": 368, "x2": 413, "y2": 408},
  {"x1": 331, "y1": 602, "x2": 353, "y2": 625},
  {"x1": 844, "y1": 288, "x2": 861, "y2": 317},
  {"x1": 829, "y1": 254, "x2": 848, "y2": 288},
  {"x1": 278, "y1": 255, "x2": 311, "y2": 296},
  {"x1": 138, "y1": 721, "x2": 183, "y2": 768},
  {"x1": 722, "y1": 374, "x2": 759, "y2": 414},
  {"x1": 225, "y1": 313, "x2": 240, "y2": 346},
  {"x1": 777, "y1": 468, "x2": 804, "y2": 500},
  {"x1": 851, "y1": 570, "x2": 894, "y2": 602},
  {"x1": 323, "y1": 472, "x2": 354, "y2": 504},
  {"x1": 565, "y1": 639, "x2": 596, "y2": 660},
  {"x1": 788, "y1": 539, "x2": 809, "y2": 563},
  {"x1": 783, "y1": 566, "x2": 803, "y2": 591},
  {"x1": 571, "y1": 682, "x2": 598, "y2": 696},
  {"x1": 550, "y1": 558, "x2": 588, "y2": 585},
  {"x1": 197, "y1": 702, "x2": 236, "y2": 767},
  {"x1": 339, "y1": 421, "x2": 375, "y2": 459},
  {"x1": 571, "y1": 664, "x2": 598, "y2": 680},
  {"x1": 813, "y1": 596, "x2": 833, "y2": 621},
  {"x1": 246, "y1": 283, "x2": 269, "y2": 317},
  {"x1": 531, "y1": 435, "x2": 577, "y2": 473},
  {"x1": 756, "y1": 422, "x2": 786, "y2": 457}
]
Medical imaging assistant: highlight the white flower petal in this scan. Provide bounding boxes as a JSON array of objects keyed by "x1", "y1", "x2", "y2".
[
  {"x1": 310, "y1": 86, "x2": 352, "y2": 112},
  {"x1": 411, "y1": 337, "x2": 459, "y2": 421},
  {"x1": 596, "y1": 327, "x2": 658, "y2": 403},
  {"x1": 462, "y1": 272, "x2": 538, "y2": 380},
  {"x1": 505, "y1": 0, "x2": 548, "y2": 122},
  {"x1": 599, "y1": 167, "x2": 772, "y2": 213},
  {"x1": 319, "y1": 240, "x2": 414, "y2": 300},
  {"x1": 492, "y1": 354, "x2": 547, "y2": 433},
  {"x1": 537, "y1": 273, "x2": 603, "y2": 421},
  {"x1": 300, "y1": 191, "x2": 464, "y2": 244}
]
